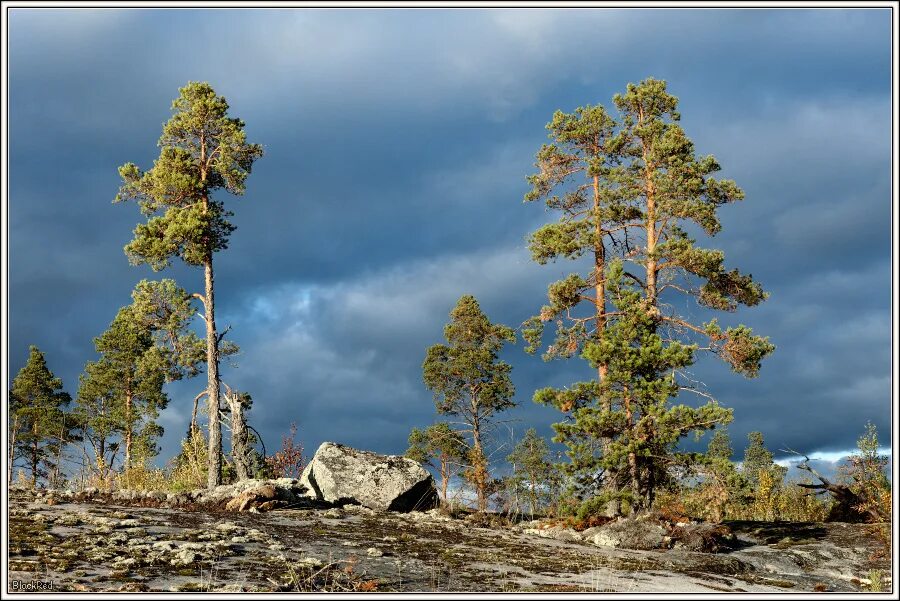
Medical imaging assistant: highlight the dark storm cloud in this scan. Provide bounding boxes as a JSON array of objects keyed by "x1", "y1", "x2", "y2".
[{"x1": 7, "y1": 8, "x2": 892, "y2": 468}]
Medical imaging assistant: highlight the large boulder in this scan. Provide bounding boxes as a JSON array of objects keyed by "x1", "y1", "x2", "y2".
[{"x1": 299, "y1": 442, "x2": 438, "y2": 512}]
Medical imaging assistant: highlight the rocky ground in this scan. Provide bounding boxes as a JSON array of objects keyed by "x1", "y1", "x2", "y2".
[{"x1": 6, "y1": 488, "x2": 891, "y2": 593}]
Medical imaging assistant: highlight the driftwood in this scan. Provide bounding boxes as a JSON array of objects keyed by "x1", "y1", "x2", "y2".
[{"x1": 784, "y1": 448, "x2": 884, "y2": 523}]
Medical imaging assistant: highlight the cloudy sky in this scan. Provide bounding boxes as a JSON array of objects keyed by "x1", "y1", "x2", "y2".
[{"x1": 7, "y1": 8, "x2": 893, "y2": 474}]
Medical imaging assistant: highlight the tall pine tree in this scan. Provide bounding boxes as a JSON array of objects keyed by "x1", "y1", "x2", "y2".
[
  {"x1": 522, "y1": 105, "x2": 631, "y2": 512},
  {"x1": 115, "y1": 82, "x2": 263, "y2": 487}
]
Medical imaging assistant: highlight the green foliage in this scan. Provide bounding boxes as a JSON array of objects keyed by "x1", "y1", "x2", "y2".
[
  {"x1": 707, "y1": 428, "x2": 733, "y2": 461},
  {"x1": 115, "y1": 81, "x2": 262, "y2": 488},
  {"x1": 657, "y1": 428, "x2": 832, "y2": 523},
  {"x1": 168, "y1": 429, "x2": 209, "y2": 492},
  {"x1": 407, "y1": 422, "x2": 468, "y2": 506},
  {"x1": 742, "y1": 431, "x2": 786, "y2": 486},
  {"x1": 407, "y1": 422, "x2": 467, "y2": 468},
  {"x1": 690, "y1": 428, "x2": 751, "y2": 521},
  {"x1": 839, "y1": 422, "x2": 891, "y2": 527},
  {"x1": 10, "y1": 346, "x2": 73, "y2": 487},
  {"x1": 524, "y1": 78, "x2": 774, "y2": 518},
  {"x1": 130, "y1": 279, "x2": 207, "y2": 379},
  {"x1": 506, "y1": 428, "x2": 558, "y2": 515},
  {"x1": 580, "y1": 263, "x2": 732, "y2": 511},
  {"x1": 76, "y1": 304, "x2": 170, "y2": 473},
  {"x1": 115, "y1": 81, "x2": 263, "y2": 270},
  {"x1": 423, "y1": 295, "x2": 516, "y2": 511},
  {"x1": 842, "y1": 421, "x2": 890, "y2": 493},
  {"x1": 522, "y1": 104, "x2": 619, "y2": 361}
]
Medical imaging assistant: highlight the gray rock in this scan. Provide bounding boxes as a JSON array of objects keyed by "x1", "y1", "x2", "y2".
[
  {"x1": 590, "y1": 517, "x2": 671, "y2": 550},
  {"x1": 524, "y1": 525, "x2": 584, "y2": 542},
  {"x1": 299, "y1": 442, "x2": 438, "y2": 512},
  {"x1": 673, "y1": 522, "x2": 737, "y2": 553}
]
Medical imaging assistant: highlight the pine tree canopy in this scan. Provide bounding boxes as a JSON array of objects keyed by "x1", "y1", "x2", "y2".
[
  {"x1": 423, "y1": 295, "x2": 516, "y2": 420},
  {"x1": 114, "y1": 81, "x2": 263, "y2": 270}
]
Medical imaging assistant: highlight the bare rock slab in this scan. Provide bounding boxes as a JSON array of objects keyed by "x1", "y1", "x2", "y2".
[{"x1": 299, "y1": 442, "x2": 438, "y2": 512}]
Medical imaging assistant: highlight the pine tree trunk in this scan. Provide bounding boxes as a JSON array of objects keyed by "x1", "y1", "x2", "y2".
[
  {"x1": 31, "y1": 421, "x2": 39, "y2": 489},
  {"x1": 624, "y1": 388, "x2": 640, "y2": 513},
  {"x1": 642, "y1": 116, "x2": 658, "y2": 306},
  {"x1": 124, "y1": 388, "x2": 132, "y2": 472},
  {"x1": 594, "y1": 171, "x2": 620, "y2": 518},
  {"x1": 99, "y1": 439, "x2": 106, "y2": 480},
  {"x1": 440, "y1": 459, "x2": 450, "y2": 507},
  {"x1": 52, "y1": 442, "x2": 62, "y2": 488},
  {"x1": 8, "y1": 414, "x2": 18, "y2": 483},
  {"x1": 51, "y1": 422, "x2": 65, "y2": 488},
  {"x1": 205, "y1": 257, "x2": 222, "y2": 488},
  {"x1": 470, "y1": 404, "x2": 487, "y2": 512},
  {"x1": 529, "y1": 469, "x2": 538, "y2": 516},
  {"x1": 640, "y1": 119, "x2": 658, "y2": 512}
]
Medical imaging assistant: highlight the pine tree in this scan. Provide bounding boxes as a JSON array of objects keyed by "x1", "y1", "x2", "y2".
[
  {"x1": 10, "y1": 347, "x2": 72, "y2": 488},
  {"x1": 525, "y1": 78, "x2": 774, "y2": 517},
  {"x1": 115, "y1": 82, "x2": 263, "y2": 487},
  {"x1": 699, "y1": 427, "x2": 748, "y2": 521},
  {"x1": 76, "y1": 306, "x2": 169, "y2": 474},
  {"x1": 839, "y1": 422, "x2": 890, "y2": 523},
  {"x1": 506, "y1": 428, "x2": 555, "y2": 516},
  {"x1": 707, "y1": 428, "x2": 734, "y2": 461},
  {"x1": 521, "y1": 105, "x2": 626, "y2": 511},
  {"x1": 844, "y1": 422, "x2": 890, "y2": 494},
  {"x1": 742, "y1": 431, "x2": 778, "y2": 486},
  {"x1": 423, "y1": 295, "x2": 516, "y2": 512},
  {"x1": 130, "y1": 279, "x2": 208, "y2": 382},
  {"x1": 9, "y1": 387, "x2": 24, "y2": 483},
  {"x1": 406, "y1": 422, "x2": 468, "y2": 507}
]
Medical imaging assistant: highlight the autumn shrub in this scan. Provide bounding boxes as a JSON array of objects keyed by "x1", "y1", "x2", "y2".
[{"x1": 265, "y1": 422, "x2": 304, "y2": 479}]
